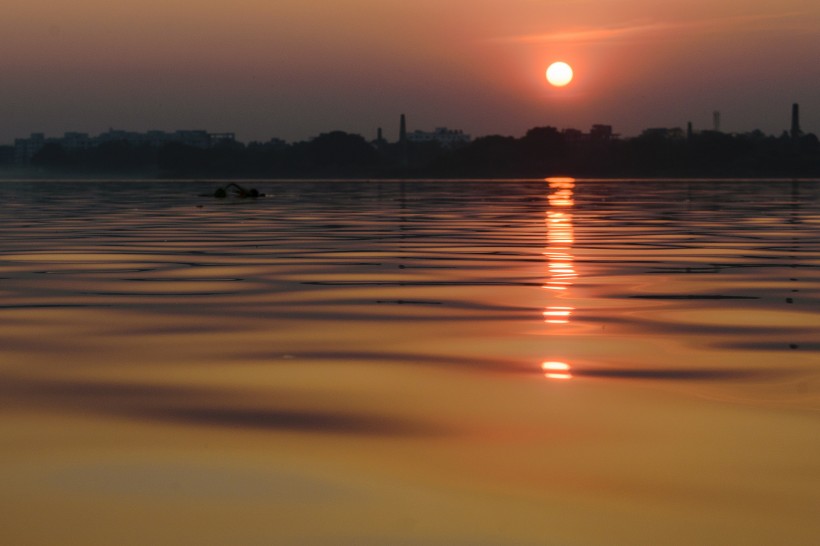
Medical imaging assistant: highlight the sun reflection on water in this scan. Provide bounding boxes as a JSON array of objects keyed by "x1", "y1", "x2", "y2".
[
  {"x1": 543, "y1": 178, "x2": 577, "y2": 380},
  {"x1": 542, "y1": 361, "x2": 573, "y2": 380}
]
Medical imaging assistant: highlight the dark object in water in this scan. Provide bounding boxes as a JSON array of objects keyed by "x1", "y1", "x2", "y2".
[{"x1": 206, "y1": 183, "x2": 265, "y2": 198}]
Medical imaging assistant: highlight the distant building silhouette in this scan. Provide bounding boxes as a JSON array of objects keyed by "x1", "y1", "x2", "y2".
[
  {"x1": 562, "y1": 128, "x2": 584, "y2": 142},
  {"x1": 641, "y1": 127, "x2": 685, "y2": 140},
  {"x1": 399, "y1": 114, "x2": 408, "y2": 168},
  {"x1": 713, "y1": 111, "x2": 721, "y2": 132},
  {"x1": 13, "y1": 129, "x2": 235, "y2": 164},
  {"x1": 14, "y1": 132, "x2": 46, "y2": 164},
  {"x1": 589, "y1": 124, "x2": 614, "y2": 140},
  {"x1": 0, "y1": 145, "x2": 14, "y2": 165},
  {"x1": 372, "y1": 127, "x2": 387, "y2": 150},
  {"x1": 406, "y1": 127, "x2": 471, "y2": 147}
]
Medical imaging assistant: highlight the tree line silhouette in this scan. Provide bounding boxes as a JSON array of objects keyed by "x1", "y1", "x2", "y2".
[{"x1": 13, "y1": 126, "x2": 820, "y2": 178}]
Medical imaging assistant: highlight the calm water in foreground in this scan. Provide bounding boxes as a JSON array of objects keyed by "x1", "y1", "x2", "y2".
[{"x1": 1, "y1": 179, "x2": 818, "y2": 545}]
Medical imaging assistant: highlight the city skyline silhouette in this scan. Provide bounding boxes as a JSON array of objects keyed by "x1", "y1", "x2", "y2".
[{"x1": 3, "y1": 106, "x2": 818, "y2": 179}]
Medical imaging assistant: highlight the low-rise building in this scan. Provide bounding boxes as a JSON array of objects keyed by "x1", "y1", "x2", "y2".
[
  {"x1": 640, "y1": 127, "x2": 686, "y2": 140},
  {"x1": 406, "y1": 127, "x2": 471, "y2": 147},
  {"x1": 590, "y1": 124, "x2": 614, "y2": 140},
  {"x1": 14, "y1": 133, "x2": 46, "y2": 164},
  {"x1": 61, "y1": 132, "x2": 92, "y2": 151},
  {"x1": 13, "y1": 129, "x2": 236, "y2": 164},
  {"x1": 0, "y1": 145, "x2": 15, "y2": 165}
]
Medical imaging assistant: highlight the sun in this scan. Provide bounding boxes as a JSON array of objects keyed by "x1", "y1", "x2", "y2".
[{"x1": 546, "y1": 61, "x2": 573, "y2": 87}]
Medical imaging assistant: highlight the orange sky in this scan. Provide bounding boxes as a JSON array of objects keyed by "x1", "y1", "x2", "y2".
[{"x1": 1, "y1": 0, "x2": 819, "y2": 143}]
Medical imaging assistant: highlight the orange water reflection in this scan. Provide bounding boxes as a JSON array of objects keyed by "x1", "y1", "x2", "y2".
[
  {"x1": 1, "y1": 181, "x2": 819, "y2": 546},
  {"x1": 543, "y1": 178, "x2": 577, "y2": 380}
]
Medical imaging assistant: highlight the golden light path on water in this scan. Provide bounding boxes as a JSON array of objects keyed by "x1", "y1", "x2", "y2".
[
  {"x1": 543, "y1": 177, "x2": 577, "y2": 380},
  {"x1": 0, "y1": 179, "x2": 819, "y2": 545}
]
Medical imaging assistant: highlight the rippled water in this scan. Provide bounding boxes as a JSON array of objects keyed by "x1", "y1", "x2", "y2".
[{"x1": 1, "y1": 179, "x2": 819, "y2": 545}]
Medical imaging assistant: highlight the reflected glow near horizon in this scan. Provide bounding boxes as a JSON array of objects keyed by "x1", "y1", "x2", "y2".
[{"x1": 542, "y1": 361, "x2": 573, "y2": 380}]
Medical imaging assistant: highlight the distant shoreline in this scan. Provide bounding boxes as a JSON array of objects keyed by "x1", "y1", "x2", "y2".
[
  {"x1": 2, "y1": 172, "x2": 818, "y2": 184},
  {"x1": 4, "y1": 124, "x2": 819, "y2": 179}
]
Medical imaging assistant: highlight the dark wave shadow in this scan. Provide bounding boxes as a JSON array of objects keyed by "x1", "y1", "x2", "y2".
[
  {"x1": 715, "y1": 342, "x2": 820, "y2": 352},
  {"x1": 2, "y1": 376, "x2": 444, "y2": 437},
  {"x1": 243, "y1": 350, "x2": 531, "y2": 374},
  {"x1": 302, "y1": 280, "x2": 544, "y2": 287},
  {"x1": 583, "y1": 314, "x2": 818, "y2": 336},
  {"x1": 135, "y1": 406, "x2": 438, "y2": 436},
  {"x1": 573, "y1": 367, "x2": 778, "y2": 381},
  {"x1": 628, "y1": 294, "x2": 759, "y2": 300}
]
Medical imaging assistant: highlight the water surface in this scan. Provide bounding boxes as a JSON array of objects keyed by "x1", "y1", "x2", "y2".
[{"x1": 1, "y1": 179, "x2": 818, "y2": 545}]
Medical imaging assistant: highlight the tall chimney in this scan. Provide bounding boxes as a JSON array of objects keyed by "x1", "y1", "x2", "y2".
[
  {"x1": 791, "y1": 103, "x2": 801, "y2": 140},
  {"x1": 399, "y1": 114, "x2": 408, "y2": 168}
]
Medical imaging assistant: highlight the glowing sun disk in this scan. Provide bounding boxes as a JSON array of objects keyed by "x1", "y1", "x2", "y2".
[{"x1": 546, "y1": 62, "x2": 573, "y2": 87}]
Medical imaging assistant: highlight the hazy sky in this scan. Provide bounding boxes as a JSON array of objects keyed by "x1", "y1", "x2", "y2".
[{"x1": 2, "y1": 0, "x2": 819, "y2": 144}]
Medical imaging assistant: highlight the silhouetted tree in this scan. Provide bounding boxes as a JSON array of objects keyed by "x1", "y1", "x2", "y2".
[
  {"x1": 88, "y1": 140, "x2": 155, "y2": 172},
  {"x1": 291, "y1": 131, "x2": 379, "y2": 175},
  {"x1": 519, "y1": 126, "x2": 569, "y2": 173},
  {"x1": 157, "y1": 143, "x2": 207, "y2": 175},
  {"x1": 31, "y1": 143, "x2": 71, "y2": 168},
  {"x1": 444, "y1": 135, "x2": 518, "y2": 176}
]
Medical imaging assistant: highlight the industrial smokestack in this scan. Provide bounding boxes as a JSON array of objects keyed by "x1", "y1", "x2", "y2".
[{"x1": 791, "y1": 103, "x2": 801, "y2": 140}]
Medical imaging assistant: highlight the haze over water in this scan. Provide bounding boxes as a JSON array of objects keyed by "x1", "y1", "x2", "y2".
[{"x1": 1, "y1": 179, "x2": 819, "y2": 545}]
